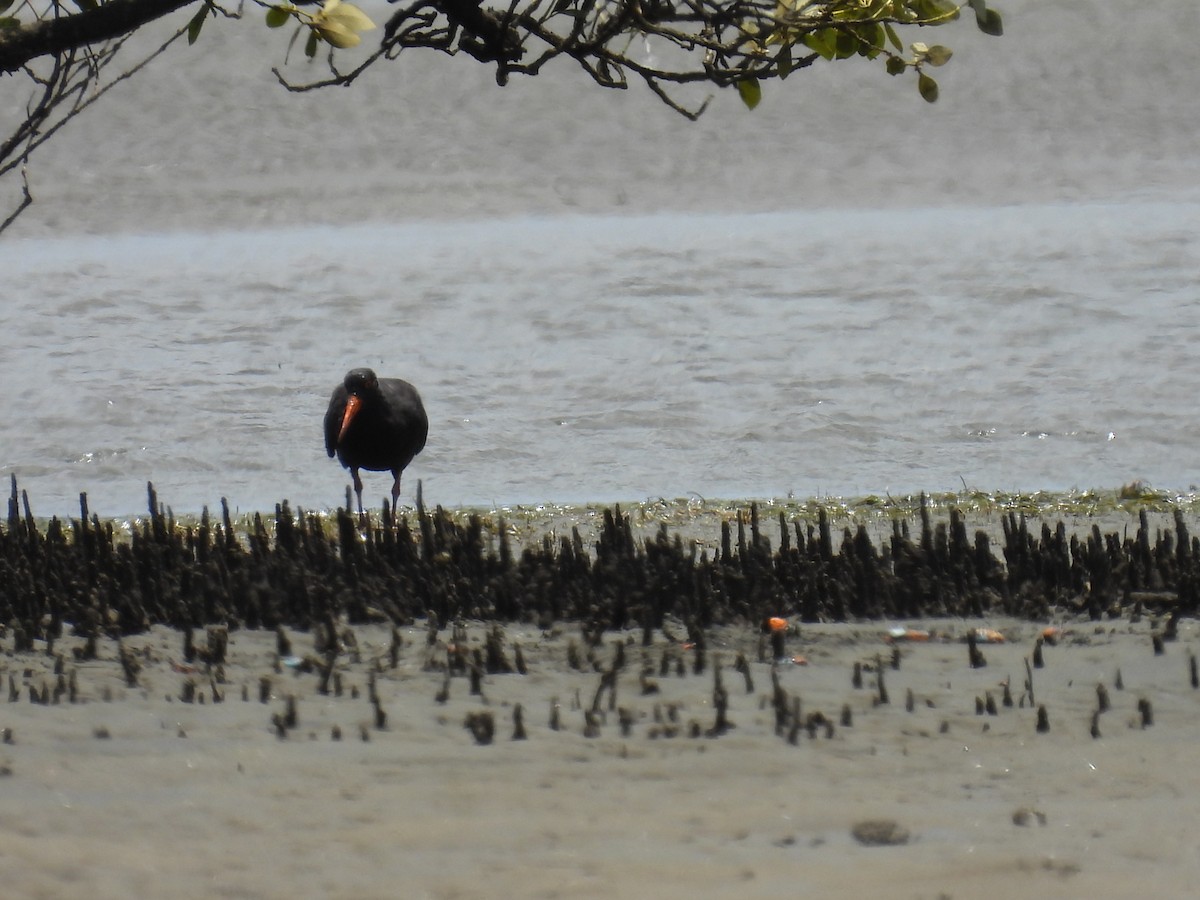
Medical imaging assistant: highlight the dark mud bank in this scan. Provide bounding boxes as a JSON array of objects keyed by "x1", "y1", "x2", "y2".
[{"x1": 3, "y1": 478, "x2": 1198, "y2": 645}]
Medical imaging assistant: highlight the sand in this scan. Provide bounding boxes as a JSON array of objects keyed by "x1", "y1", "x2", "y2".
[{"x1": 2, "y1": 611, "x2": 1199, "y2": 899}]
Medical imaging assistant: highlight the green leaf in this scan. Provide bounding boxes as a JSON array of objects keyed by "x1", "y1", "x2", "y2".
[
  {"x1": 834, "y1": 30, "x2": 859, "y2": 59},
  {"x1": 923, "y1": 44, "x2": 953, "y2": 66},
  {"x1": 737, "y1": 78, "x2": 762, "y2": 111},
  {"x1": 967, "y1": 0, "x2": 1003, "y2": 33},
  {"x1": 304, "y1": 29, "x2": 319, "y2": 58},
  {"x1": 885, "y1": 56, "x2": 907, "y2": 76},
  {"x1": 908, "y1": 0, "x2": 959, "y2": 24},
  {"x1": 803, "y1": 28, "x2": 838, "y2": 61},
  {"x1": 917, "y1": 72, "x2": 939, "y2": 103},
  {"x1": 0, "y1": 15, "x2": 19, "y2": 29},
  {"x1": 852, "y1": 23, "x2": 885, "y2": 59},
  {"x1": 883, "y1": 23, "x2": 902, "y2": 52},
  {"x1": 187, "y1": 5, "x2": 208, "y2": 45},
  {"x1": 266, "y1": 6, "x2": 293, "y2": 28},
  {"x1": 776, "y1": 43, "x2": 792, "y2": 80},
  {"x1": 976, "y1": 8, "x2": 1003, "y2": 36}
]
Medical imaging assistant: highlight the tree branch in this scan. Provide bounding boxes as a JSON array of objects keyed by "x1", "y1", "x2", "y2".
[
  {"x1": 0, "y1": 166, "x2": 33, "y2": 233},
  {"x1": 435, "y1": 0, "x2": 523, "y2": 63},
  {"x1": 0, "y1": 0, "x2": 199, "y2": 73}
]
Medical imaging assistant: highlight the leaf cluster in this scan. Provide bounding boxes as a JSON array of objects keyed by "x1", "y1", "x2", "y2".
[
  {"x1": 261, "y1": 0, "x2": 1003, "y2": 117},
  {"x1": 739, "y1": 0, "x2": 1002, "y2": 108}
]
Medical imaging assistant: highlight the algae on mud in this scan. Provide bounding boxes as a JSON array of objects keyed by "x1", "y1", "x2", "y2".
[{"x1": 4, "y1": 476, "x2": 1200, "y2": 640}]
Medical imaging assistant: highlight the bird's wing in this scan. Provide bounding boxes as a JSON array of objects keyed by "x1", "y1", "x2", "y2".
[
  {"x1": 324, "y1": 388, "x2": 346, "y2": 457},
  {"x1": 382, "y1": 379, "x2": 430, "y2": 458},
  {"x1": 413, "y1": 409, "x2": 430, "y2": 455}
]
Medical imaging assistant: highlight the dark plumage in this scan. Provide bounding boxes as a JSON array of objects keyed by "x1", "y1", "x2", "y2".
[{"x1": 324, "y1": 368, "x2": 428, "y2": 513}]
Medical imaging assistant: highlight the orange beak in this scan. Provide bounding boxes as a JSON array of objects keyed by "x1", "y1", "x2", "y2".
[{"x1": 337, "y1": 394, "x2": 362, "y2": 444}]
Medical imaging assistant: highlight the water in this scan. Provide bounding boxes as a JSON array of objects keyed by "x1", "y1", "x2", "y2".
[{"x1": 3, "y1": 0, "x2": 1199, "y2": 518}]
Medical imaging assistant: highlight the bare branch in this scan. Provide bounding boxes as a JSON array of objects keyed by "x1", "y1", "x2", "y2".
[
  {"x1": 0, "y1": 0, "x2": 199, "y2": 73},
  {"x1": 643, "y1": 76, "x2": 709, "y2": 120},
  {"x1": 0, "y1": 166, "x2": 33, "y2": 234},
  {"x1": 0, "y1": 7, "x2": 197, "y2": 231}
]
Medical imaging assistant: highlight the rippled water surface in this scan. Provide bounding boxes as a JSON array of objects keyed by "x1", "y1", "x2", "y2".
[
  {"x1": 3, "y1": 1, "x2": 1199, "y2": 517},
  {"x1": 5, "y1": 202, "x2": 1199, "y2": 518}
]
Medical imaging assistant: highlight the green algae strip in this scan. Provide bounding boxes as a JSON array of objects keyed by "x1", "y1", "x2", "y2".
[
  {"x1": 61, "y1": 484, "x2": 1200, "y2": 549},
  {"x1": 459, "y1": 486, "x2": 1200, "y2": 548}
]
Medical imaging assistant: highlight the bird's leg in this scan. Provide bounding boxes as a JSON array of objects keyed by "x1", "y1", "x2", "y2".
[
  {"x1": 351, "y1": 468, "x2": 365, "y2": 517},
  {"x1": 391, "y1": 470, "x2": 402, "y2": 512}
]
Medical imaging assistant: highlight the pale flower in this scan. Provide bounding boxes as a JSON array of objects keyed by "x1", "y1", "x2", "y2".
[{"x1": 311, "y1": 0, "x2": 376, "y2": 49}]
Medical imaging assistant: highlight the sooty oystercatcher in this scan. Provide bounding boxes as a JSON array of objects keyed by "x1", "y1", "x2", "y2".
[{"x1": 324, "y1": 368, "x2": 428, "y2": 514}]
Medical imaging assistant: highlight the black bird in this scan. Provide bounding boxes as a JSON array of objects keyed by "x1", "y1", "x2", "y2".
[{"x1": 324, "y1": 368, "x2": 428, "y2": 514}]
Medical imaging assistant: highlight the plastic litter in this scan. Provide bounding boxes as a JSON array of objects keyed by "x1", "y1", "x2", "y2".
[
  {"x1": 971, "y1": 628, "x2": 1005, "y2": 644},
  {"x1": 886, "y1": 628, "x2": 931, "y2": 643}
]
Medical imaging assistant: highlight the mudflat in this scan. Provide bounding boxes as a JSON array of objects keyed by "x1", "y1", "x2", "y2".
[{"x1": 3, "y1": 610, "x2": 1198, "y2": 900}]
